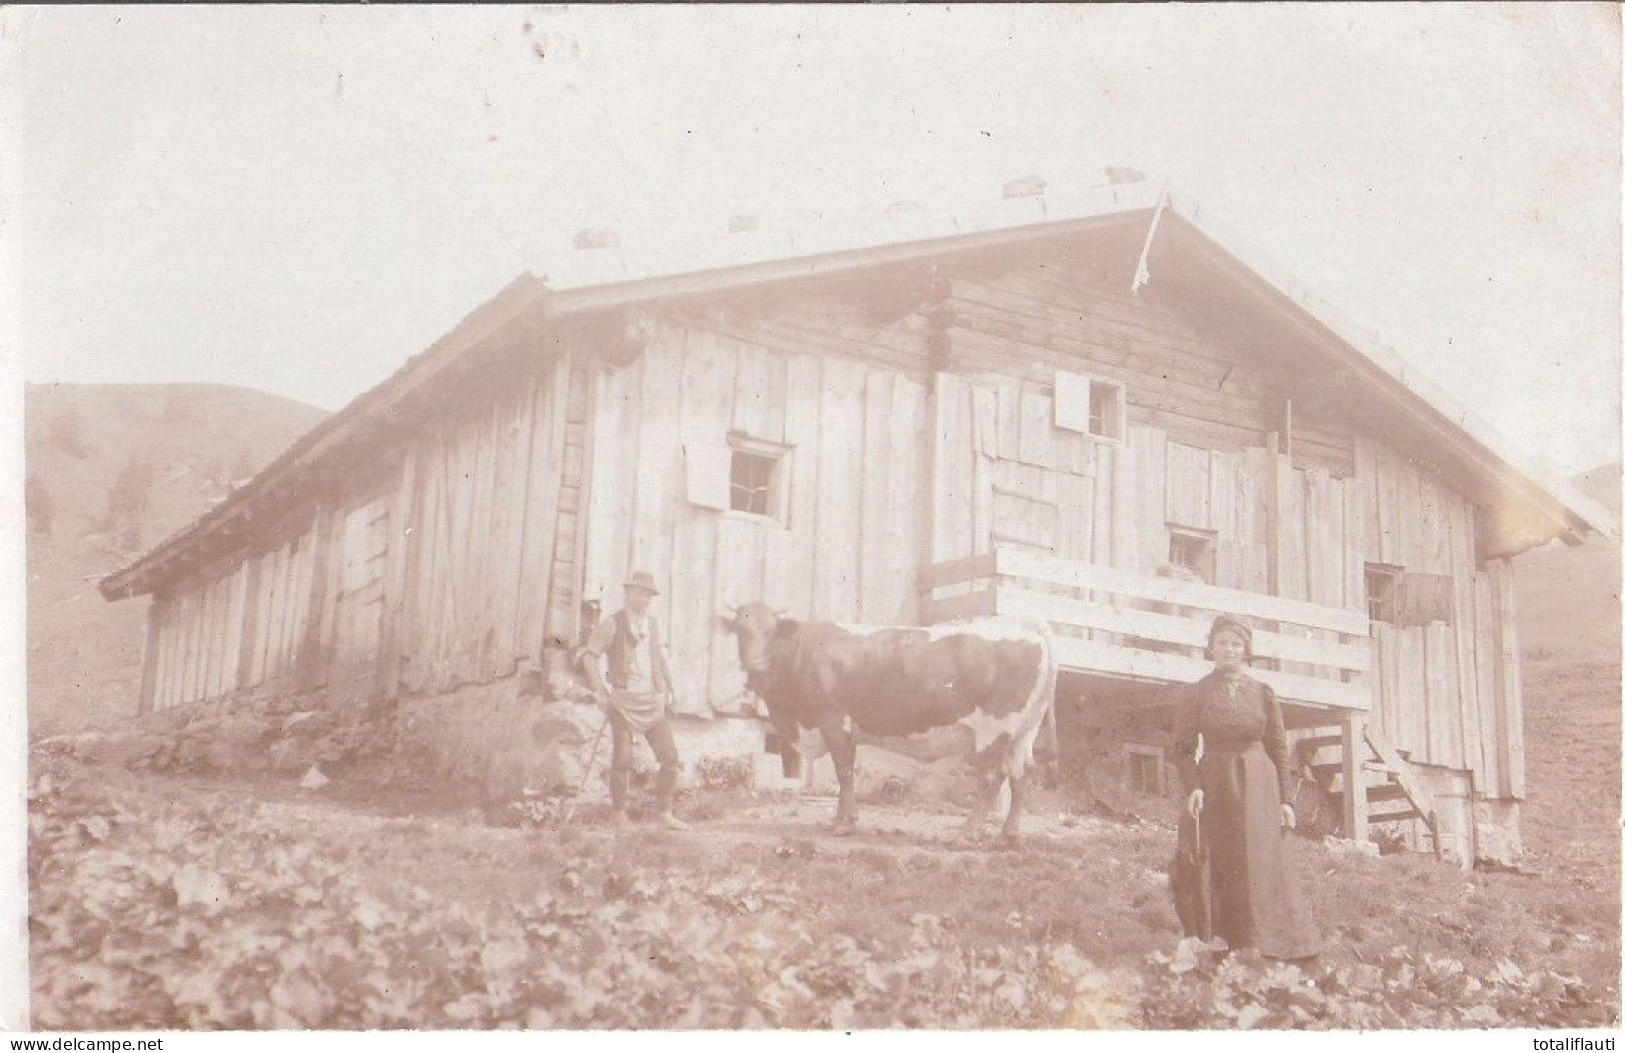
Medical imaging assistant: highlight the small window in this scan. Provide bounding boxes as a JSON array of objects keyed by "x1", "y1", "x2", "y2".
[
  {"x1": 1054, "y1": 370, "x2": 1126, "y2": 442},
  {"x1": 1089, "y1": 379, "x2": 1125, "y2": 441},
  {"x1": 730, "y1": 449, "x2": 776, "y2": 515},
  {"x1": 1167, "y1": 527, "x2": 1216, "y2": 584},
  {"x1": 1366, "y1": 563, "x2": 1403, "y2": 625},
  {"x1": 1124, "y1": 744, "x2": 1167, "y2": 795},
  {"x1": 727, "y1": 433, "x2": 790, "y2": 523}
]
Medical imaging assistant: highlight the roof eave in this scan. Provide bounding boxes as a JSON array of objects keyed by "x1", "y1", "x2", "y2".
[
  {"x1": 1162, "y1": 190, "x2": 1615, "y2": 548},
  {"x1": 542, "y1": 184, "x2": 1162, "y2": 318},
  {"x1": 98, "y1": 273, "x2": 554, "y2": 601}
]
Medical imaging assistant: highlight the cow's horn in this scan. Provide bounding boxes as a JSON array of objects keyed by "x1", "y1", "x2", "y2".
[{"x1": 718, "y1": 591, "x2": 739, "y2": 622}]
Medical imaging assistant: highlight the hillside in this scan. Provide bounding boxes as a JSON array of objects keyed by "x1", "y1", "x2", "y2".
[
  {"x1": 28, "y1": 737, "x2": 1619, "y2": 1028},
  {"x1": 1515, "y1": 461, "x2": 1621, "y2": 664},
  {"x1": 25, "y1": 383, "x2": 328, "y2": 736}
]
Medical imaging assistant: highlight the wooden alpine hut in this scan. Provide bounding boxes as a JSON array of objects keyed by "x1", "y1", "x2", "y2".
[{"x1": 100, "y1": 175, "x2": 1613, "y2": 862}]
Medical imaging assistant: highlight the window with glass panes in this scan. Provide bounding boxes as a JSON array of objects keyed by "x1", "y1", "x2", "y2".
[{"x1": 729, "y1": 445, "x2": 783, "y2": 519}]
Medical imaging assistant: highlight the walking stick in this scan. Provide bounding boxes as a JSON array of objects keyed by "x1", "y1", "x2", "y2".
[
  {"x1": 1193, "y1": 803, "x2": 1213, "y2": 940},
  {"x1": 560, "y1": 708, "x2": 612, "y2": 825},
  {"x1": 1189, "y1": 732, "x2": 1213, "y2": 940}
]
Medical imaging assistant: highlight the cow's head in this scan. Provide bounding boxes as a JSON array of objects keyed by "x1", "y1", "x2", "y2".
[
  {"x1": 720, "y1": 601, "x2": 799, "y2": 749},
  {"x1": 719, "y1": 601, "x2": 790, "y2": 676}
]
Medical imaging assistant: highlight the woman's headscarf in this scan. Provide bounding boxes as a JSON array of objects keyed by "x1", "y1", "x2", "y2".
[{"x1": 1205, "y1": 615, "x2": 1254, "y2": 662}]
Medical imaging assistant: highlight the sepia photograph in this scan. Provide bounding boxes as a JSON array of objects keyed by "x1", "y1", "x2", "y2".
[{"x1": 3, "y1": 3, "x2": 1620, "y2": 1036}]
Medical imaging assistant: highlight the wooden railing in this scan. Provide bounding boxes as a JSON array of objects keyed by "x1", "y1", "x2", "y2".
[{"x1": 921, "y1": 548, "x2": 1372, "y2": 711}]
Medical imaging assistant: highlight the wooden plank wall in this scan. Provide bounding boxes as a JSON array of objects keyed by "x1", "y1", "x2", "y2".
[
  {"x1": 147, "y1": 346, "x2": 581, "y2": 710},
  {"x1": 582, "y1": 316, "x2": 930, "y2": 712},
  {"x1": 942, "y1": 265, "x2": 1355, "y2": 476},
  {"x1": 148, "y1": 521, "x2": 318, "y2": 712},
  {"x1": 933, "y1": 374, "x2": 1093, "y2": 564},
  {"x1": 1353, "y1": 435, "x2": 1515, "y2": 796},
  {"x1": 397, "y1": 361, "x2": 573, "y2": 695},
  {"x1": 931, "y1": 378, "x2": 1328, "y2": 601},
  {"x1": 931, "y1": 259, "x2": 1524, "y2": 802},
  {"x1": 1488, "y1": 557, "x2": 1527, "y2": 798},
  {"x1": 1472, "y1": 570, "x2": 1503, "y2": 795},
  {"x1": 684, "y1": 296, "x2": 933, "y2": 380}
]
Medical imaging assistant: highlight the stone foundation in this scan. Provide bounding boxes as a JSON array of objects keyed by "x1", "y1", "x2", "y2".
[
  {"x1": 394, "y1": 678, "x2": 797, "y2": 806},
  {"x1": 1471, "y1": 797, "x2": 1524, "y2": 867}
]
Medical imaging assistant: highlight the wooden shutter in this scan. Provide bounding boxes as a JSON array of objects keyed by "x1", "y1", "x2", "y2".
[
  {"x1": 684, "y1": 439, "x2": 732, "y2": 511},
  {"x1": 1397, "y1": 572, "x2": 1455, "y2": 627},
  {"x1": 1053, "y1": 370, "x2": 1092, "y2": 433}
]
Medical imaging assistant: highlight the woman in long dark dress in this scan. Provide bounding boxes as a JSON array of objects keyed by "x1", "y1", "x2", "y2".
[{"x1": 1170, "y1": 616, "x2": 1321, "y2": 960}]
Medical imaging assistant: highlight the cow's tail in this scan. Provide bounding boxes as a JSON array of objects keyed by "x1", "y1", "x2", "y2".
[{"x1": 1010, "y1": 617, "x2": 1059, "y2": 780}]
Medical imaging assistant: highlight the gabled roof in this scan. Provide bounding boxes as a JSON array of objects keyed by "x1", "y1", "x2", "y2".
[
  {"x1": 1156, "y1": 188, "x2": 1616, "y2": 551},
  {"x1": 100, "y1": 180, "x2": 1614, "y2": 600}
]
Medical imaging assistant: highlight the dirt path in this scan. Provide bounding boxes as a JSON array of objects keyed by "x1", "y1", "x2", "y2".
[
  {"x1": 177, "y1": 766, "x2": 1151, "y2": 865},
  {"x1": 677, "y1": 796, "x2": 1142, "y2": 855}
]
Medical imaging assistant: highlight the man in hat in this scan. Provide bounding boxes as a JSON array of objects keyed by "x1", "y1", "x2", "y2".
[{"x1": 581, "y1": 570, "x2": 689, "y2": 829}]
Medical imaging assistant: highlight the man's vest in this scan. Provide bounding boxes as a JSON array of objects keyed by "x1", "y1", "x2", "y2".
[{"x1": 605, "y1": 609, "x2": 662, "y2": 693}]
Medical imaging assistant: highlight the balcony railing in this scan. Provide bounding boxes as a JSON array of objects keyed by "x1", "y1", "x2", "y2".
[{"x1": 920, "y1": 547, "x2": 1372, "y2": 711}]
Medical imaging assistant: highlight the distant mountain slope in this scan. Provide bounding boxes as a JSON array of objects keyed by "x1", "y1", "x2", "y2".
[
  {"x1": 26, "y1": 383, "x2": 328, "y2": 736},
  {"x1": 1516, "y1": 461, "x2": 1621, "y2": 664}
]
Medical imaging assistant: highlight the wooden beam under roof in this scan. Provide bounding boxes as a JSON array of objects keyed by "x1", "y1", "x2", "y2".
[{"x1": 1291, "y1": 368, "x2": 1358, "y2": 416}]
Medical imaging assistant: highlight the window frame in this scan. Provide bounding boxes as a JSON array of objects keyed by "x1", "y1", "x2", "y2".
[
  {"x1": 725, "y1": 431, "x2": 792, "y2": 527},
  {"x1": 1123, "y1": 743, "x2": 1168, "y2": 795},
  {"x1": 1087, "y1": 376, "x2": 1127, "y2": 443},
  {"x1": 1365, "y1": 562, "x2": 1404, "y2": 626},
  {"x1": 1166, "y1": 524, "x2": 1218, "y2": 585},
  {"x1": 1054, "y1": 369, "x2": 1127, "y2": 444}
]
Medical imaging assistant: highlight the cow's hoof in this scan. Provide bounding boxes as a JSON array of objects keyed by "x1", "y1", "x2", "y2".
[
  {"x1": 997, "y1": 831, "x2": 1024, "y2": 850},
  {"x1": 955, "y1": 829, "x2": 987, "y2": 848},
  {"x1": 828, "y1": 819, "x2": 857, "y2": 837}
]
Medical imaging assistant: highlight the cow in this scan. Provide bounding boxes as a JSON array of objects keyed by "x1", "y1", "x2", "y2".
[{"x1": 720, "y1": 602, "x2": 1058, "y2": 844}]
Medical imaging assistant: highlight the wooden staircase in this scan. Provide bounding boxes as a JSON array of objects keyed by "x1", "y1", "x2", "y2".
[{"x1": 1294, "y1": 721, "x2": 1451, "y2": 862}]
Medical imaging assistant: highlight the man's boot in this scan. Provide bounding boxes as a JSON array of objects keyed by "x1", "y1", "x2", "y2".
[
  {"x1": 608, "y1": 767, "x2": 631, "y2": 828},
  {"x1": 653, "y1": 766, "x2": 688, "y2": 830}
]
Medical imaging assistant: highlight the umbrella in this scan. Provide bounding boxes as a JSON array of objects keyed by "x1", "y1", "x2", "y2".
[
  {"x1": 1173, "y1": 733, "x2": 1213, "y2": 940},
  {"x1": 1186, "y1": 805, "x2": 1213, "y2": 941}
]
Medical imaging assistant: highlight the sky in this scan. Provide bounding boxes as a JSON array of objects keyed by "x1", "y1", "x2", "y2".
[{"x1": 2, "y1": 3, "x2": 1620, "y2": 477}]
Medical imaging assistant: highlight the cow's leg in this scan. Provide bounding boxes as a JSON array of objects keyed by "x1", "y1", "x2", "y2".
[
  {"x1": 958, "y1": 763, "x2": 999, "y2": 845},
  {"x1": 960, "y1": 732, "x2": 1014, "y2": 844},
  {"x1": 999, "y1": 772, "x2": 1027, "y2": 846},
  {"x1": 821, "y1": 718, "x2": 859, "y2": 835}
]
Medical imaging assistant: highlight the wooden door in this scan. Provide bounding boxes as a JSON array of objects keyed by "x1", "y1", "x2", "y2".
[{"x1": 330, "y1": 494, "x2": 390, "y2": 683}]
